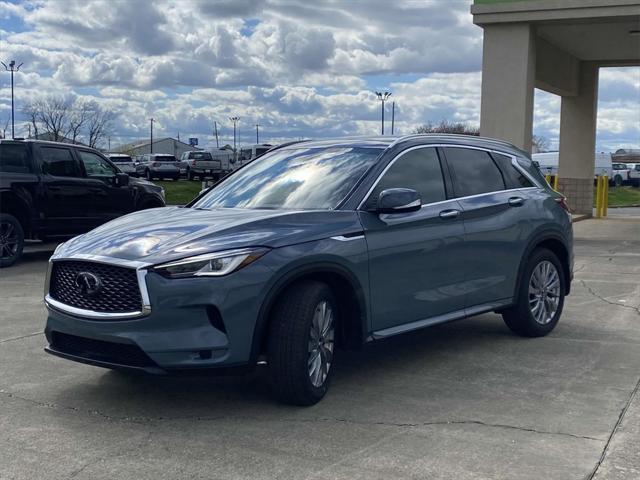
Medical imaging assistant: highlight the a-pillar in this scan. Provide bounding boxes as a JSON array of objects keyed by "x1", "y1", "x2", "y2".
[
  {"x1": 558, "y1": 62, "x2": 600, "y2": 216},
  {"x1": 479, "y1": 23, "x2": 536, "y2": 152}
]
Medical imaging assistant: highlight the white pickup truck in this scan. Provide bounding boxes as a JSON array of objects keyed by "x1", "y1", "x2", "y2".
[{"x1": 627, "y1": 163, "x2": 640, "y2": 187}]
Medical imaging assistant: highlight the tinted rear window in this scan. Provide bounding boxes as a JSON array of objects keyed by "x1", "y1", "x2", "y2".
[
  {"x1": 190, "y1": 152, "x2": 212, "y2": 160},
  {"x1": 155, "y1": 156, "x2": 176, "y2": 162},
  {"x1": 0, "y1": 143, "x2": 31, "y2": 173},
  {"x1": 111, "y1": 156, "x2": 132, "y2": 163},
  {"x1": 445, "y1": 147, "x2": 505, "y2": 197},
  {"x1": 491, "y1": 153, "x2": 533, "y2": 189}
]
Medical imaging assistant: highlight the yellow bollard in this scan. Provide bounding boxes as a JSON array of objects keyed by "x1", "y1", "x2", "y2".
[
  {"x1": 596, "y1": 176, "x2": 605, "y2": 218},
  {"x1": 545, "y1": 174, "x2": 551, "y2": 186},
  {"x1": 603, "y1": 175, "x2": 608, "y2": 217},
  {"x1": 552, "y1": 175, "x2": 559, "y2": 191}
]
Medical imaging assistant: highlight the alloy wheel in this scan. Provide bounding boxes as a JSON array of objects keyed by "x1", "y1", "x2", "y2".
[
  {"x1": 0, "y1": 221, "x2": 19, "y2": 260},
  {"x1": 307, "y1": 300, "x2": 335, "y2": 388},
  {"x1": 528, "y1": 260, "x2": 561, "y2": 325}
]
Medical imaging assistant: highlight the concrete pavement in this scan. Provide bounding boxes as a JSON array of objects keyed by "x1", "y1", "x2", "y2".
[{"x1": 1, "y1": 218, "x2": 639, "y2": 479}]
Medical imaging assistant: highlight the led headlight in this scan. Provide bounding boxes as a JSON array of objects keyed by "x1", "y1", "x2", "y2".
[{"x1": 154, "y1": 248, "x2": 268, "y2": 278}]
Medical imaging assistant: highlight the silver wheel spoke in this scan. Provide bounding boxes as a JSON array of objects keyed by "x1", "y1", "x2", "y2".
[
  {"x1": 528, "y1": 260, "x2": 560, "y2": 325},
  {"x1": 307, "y1": 300, "x2": 335, "y2": 388}
]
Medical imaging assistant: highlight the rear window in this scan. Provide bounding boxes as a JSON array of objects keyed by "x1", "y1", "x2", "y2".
[
  {"x1": 491, "y1": 153, "x2": 533, "y2": 189},
  {"x1": 111, "y1": 156, "x2": 132, "y2": 163},
  {"x1": 444, "y1": 147, "x2": 505, "y2": 197},
  {"x1": 155, "y1": 155, "x2": 176, "y2": 162},
  {"x1": 190, "y1": 152, "x2": 212, "y2": 160},
  {"x1": 612, "y1": 163, "x2": 626, "y2": 170},
  {"x1": 0, "y1": 143, "x2": 31, "y2": 173}
]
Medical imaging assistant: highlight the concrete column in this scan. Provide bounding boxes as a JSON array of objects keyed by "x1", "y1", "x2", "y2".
[
  {"x1": 558, "y1": 62, "x2": 600, "y2": 216},
  {"x1": 479, "y1": 23, "x2": 535, "y2": 152}
]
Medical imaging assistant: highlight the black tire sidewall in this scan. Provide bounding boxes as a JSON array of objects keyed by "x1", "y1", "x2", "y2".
[{"x1": 0, "y1": 214, "x2": 25, "y2": 268}]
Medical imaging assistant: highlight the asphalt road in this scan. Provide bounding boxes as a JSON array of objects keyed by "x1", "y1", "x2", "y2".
[{"x1": 1, "y1": 218, "x2": 639, "y2": 480}]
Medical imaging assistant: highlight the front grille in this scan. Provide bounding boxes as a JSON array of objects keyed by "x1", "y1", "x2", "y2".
[
  {"x1": 50, "y1": 261, "x2": 142, "y2": 314},
  {"x1": 50, "y1": 331, "x2": 155, "y2": 367}
]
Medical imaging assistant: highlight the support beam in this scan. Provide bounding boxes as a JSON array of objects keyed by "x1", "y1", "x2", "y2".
[
  {"x1": 479, "y1": 23, "x2": 535, "y2": 151},
  {"x1": 558, "y1": 62, "x2": 600, "y2": 216}
]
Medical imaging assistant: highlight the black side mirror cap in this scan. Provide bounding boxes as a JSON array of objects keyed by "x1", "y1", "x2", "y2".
[
  {"x1": 115, "y1": 172, "x2": 130, "y2": 187},
  {"x1": 377, "y1": 188, "x2": 422, "y2": 214}
]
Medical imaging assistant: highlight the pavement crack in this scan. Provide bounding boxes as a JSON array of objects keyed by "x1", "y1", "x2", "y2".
[
  {"x1": 579, "y1": 280, "x2": 640, "y2": 315},
  {"x1": 586, "y1": 374, "x2": 640, "y2": 480},
  {"x1": 0, "y1": 331, "x2": 43, "y2": 344}
]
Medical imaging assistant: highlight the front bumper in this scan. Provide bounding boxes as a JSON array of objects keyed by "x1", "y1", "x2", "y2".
[{"x1": 44, "y1": 259, "x2": 274, "y2": 373}]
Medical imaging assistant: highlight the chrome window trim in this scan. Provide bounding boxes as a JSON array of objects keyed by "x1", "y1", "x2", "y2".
[
  {"x1": 45, "y1": 254, "x2": 152, "y2": 319},
  {"x1": 358, "y1": 143, "x2": 543, "y2": 210},
  {"x1": 330, "y1": 235, "x2": 365, "y2": 242}
]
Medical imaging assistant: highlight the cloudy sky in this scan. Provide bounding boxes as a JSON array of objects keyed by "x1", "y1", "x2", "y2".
[{"x1": 0, "y1": 0, "x2": 638, "y2": 151}]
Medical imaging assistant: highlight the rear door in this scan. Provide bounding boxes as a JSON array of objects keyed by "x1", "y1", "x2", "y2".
[
  {"x1": 37, "y1": 144, "x2": 97, "y2": 234},
  {"x1": 441, "y1": 146, "x2": 531, "y2": 309},
  {"x1": 360, "y1": 146, "x2": 467, "y2": 335},
  {"x1": 77, "y1": 149, "x2": 133, "y2": 222}
]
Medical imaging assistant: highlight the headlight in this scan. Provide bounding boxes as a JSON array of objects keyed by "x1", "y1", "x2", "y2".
[{"x1": 153, "y1": 248, "x2": 268, "y2": 278}]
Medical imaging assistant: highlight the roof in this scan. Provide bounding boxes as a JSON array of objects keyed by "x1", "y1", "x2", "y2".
[
  {"x1": 278, "y1": 134, "x2": 524, "y2": 156},
  {"x1": 114, "y1": 137, "x2": 200, "y2": 152}
]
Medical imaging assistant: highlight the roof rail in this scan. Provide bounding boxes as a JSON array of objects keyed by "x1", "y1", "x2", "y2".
[{"x1": 388, "y1": 133, "x2": 519, "y2": 150}]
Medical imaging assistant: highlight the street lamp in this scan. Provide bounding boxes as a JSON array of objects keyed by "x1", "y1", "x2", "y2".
[
  {"x1": 229, "y1": 116, "x2": 240, "y2": 159},
  {"x1": 375, "y1": 91, "x2": 391, "y2": 135},
  {"x1": 149, "y1": 118, "x2": 155, "y2": 153},
  {"x1": 2, "y1": 60, "x2": 23, "y2": 139}
]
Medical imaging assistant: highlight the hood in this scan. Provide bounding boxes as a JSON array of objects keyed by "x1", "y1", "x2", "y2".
[{"x1": 56, "y1": 206, "x2": 363, "y2": 264}]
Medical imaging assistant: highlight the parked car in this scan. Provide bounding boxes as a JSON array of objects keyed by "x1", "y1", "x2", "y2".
[
  {"x1": 44, "y1": 134, "x2": 573, "y2": 405},
  {"x1": 239, "y1": 144, "x2": 273, "y2": 163},
  {"x1": 106, "y1": 153, "x2": 137, "y2": 176},
  {"x1": 135, "y1": 153, "x2": 181, "y2": 181},
  {"x1": 179, "y1": 150, "x2": 223, "y2": 180},
  {"x1": 611, "y1": 162, "x2": 631, "y2": 186},
  {"x1": 628, "y1": 163, "x2": 640, "y2": 187},
  {"x1": 0, "y1": 139, "x2": 166, "y2": 267}
]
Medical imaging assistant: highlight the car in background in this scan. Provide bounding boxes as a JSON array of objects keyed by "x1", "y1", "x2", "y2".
[
  {"x1": 611, "y1": 162, "x2": 631, "y2": 187},
  {"x1": 0, "y1": 139, "x2": 165, "y2": 267},
  {"x1": 179, "y1": 150, "x2": 223, "y2": 180},
  {"x1": 43, "y1": 134, "x2": 572, "y2": 405},
  {"x1": 239, "y1": 144, "x2": 273, "y2": 163},
  {"x1": 135, "y1": 153, "x2": 181, "y2": 181},
  {"x1": 106, "y1": 153, "x2": 137, "y2": 176},
  {"x1": 628, "y1": 163, "x2": 640, "y2": 187}
]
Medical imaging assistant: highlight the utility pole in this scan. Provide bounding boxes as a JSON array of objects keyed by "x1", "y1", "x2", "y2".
[
  {"x1": 229, "y1": 116, "x2": 240, "y2": 160},
  {"x1": 150, "y1": 118, "x2": 155, "y2": 154},
  {"x1": 375, "y1": 91, "x2": 391, "y2": 135},
  {"x1": 213, "y1": 121, "x2": 219, "y2": 148},
  {"x1": 108, "y1": 137, "x2": 111, "y2": 151},
  {"x1": 391, "y1": 101, "x2": 395, "y2": 135},
  {"x1": 2, "y1": 60, "x2": 23, "y2": 139},
  {"x1": 255, "y1": 123, "x2": 260, "y2": 144}
]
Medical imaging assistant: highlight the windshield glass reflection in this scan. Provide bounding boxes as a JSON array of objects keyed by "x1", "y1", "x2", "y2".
[{"x1": 193, "y1": 147, "x2": 381, "y2": 210}]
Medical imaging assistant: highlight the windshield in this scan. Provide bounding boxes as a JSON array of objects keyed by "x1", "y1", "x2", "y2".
[
  {"x1": 193, "y1": 146, "x2": 381, "y2": 210},
  {"x1": 155, "y1": 155, "x2": 176, "y2": 162}
]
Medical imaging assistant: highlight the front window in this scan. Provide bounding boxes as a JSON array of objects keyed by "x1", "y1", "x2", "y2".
[{"x1": 193, "y1": 146, "x2": 381, "y2": 210}]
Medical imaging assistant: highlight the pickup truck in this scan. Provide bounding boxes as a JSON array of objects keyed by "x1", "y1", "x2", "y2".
[
  {"x1": 0, "y1": 139, "x2": 166, "y2": 267},
  {"x1": 179, "y1": 151, "x2": 223, "y2": 180},
  {"x1": 627, "y1": 163, "x2": 640, "y2": 187}
]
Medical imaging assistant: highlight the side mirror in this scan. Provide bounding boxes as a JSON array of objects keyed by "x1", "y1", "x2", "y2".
[
  {"x1": 115, "y1": 173, "x2": 130, "y2": 187},
  {"x1": 377, "y1": 188, "x2": 421, "y2": 214}
]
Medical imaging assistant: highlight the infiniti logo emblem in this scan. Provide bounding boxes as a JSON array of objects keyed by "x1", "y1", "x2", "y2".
[{"x1": 74, "y1": 271, "x2": 102, "y2": 297}]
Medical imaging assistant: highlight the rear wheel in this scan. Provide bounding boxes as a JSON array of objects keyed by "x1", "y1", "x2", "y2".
[
  {"x1": 145, "y1": 169, "x2": 153, "y2": 181},
  {"x1": 0, "y1": 213, "x2": 25, "y2": 268},
  {"x1": 613, "y1": 175, "x2": 623, "y2": 187},
  {"x1": 502, "y1": 248, "x2": 565, "y2": 337},
  {"x1": 268, "y1": 281, "x2": 336, "y2": 406}
]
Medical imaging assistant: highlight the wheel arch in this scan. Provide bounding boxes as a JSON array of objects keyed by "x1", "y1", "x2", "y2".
[
  {"x1": 0, "y1": 191, "x2": 32, "y2": 237},
  {"x1": 251, "y1": 262, "x2": 368, "y2": 363}
]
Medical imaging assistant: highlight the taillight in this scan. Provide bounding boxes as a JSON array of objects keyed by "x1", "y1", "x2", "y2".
[
  {"x1": 152, "y1": 162, "x2": 159, "y2": 167},
  {"x1": 191, "y1": 160, "x2": 197, "y2": 166},
  {"x1": 555, "y1": 196, "x2": 571, "y2": 213}
]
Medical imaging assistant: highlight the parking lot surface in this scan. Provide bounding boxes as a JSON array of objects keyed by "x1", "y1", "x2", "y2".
[{"x1": 1, "y1": 218, "x2": 639, "y2": 480}]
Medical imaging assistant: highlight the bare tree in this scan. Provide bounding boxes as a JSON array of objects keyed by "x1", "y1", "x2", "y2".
[
  {"x1": 34, "y1": 96, "x2": 71, "y2": 142},
  {"x1": 67, "y1": 101, "x2": 93, "y2": 144},
  {"x1": 87, "y1": 104, "x2": 115, "y2": 148},
  {"x1": 532, "y1": 134, "x2": 550, "y2": 153},
  {"x1": 0, "y1": 116, "x2": 9, "y2": 138},
  {"x1": 414, "y1": 120, "x2": 480, "y2": 136},
  {"x1": 22, "y1": 102, "x2": 40, "y2": 138}
]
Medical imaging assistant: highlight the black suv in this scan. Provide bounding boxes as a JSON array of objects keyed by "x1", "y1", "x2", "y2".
[{"x1": 0, "y1": 139, "x2": 166, "y2": 267}]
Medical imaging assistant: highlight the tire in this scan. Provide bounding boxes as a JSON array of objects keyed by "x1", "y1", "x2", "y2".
[
  {"x1": 502, "y1": 248, "x2": 565, "y2": 337},
  {"x1": 145, "y1": 169, "x2": 153, "y2": 181},
  {"x1": 0, "y1": 213, "x2": 25, "y2": 268},
  {"x1": 613, "y1": 175, "x2": 622, "y2": 187},
  {"x1": 268, "y1": 280, "x2": 337, "y2": 406},
  {"x1": 187, "y1": 169, "x2": 194, "y2": 181}
]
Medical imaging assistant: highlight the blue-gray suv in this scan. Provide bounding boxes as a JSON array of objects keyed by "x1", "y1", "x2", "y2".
[{"x1": 44, "y1": 135, "x2": 573, "y2": 405}]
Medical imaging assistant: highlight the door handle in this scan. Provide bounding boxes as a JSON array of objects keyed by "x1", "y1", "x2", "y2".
[
  {"x1": 439, "y1": 209, "x2": 460, "y2": 219},
  {"x1": 508, "y1": 197, "x2": 524, "y2": 207}
]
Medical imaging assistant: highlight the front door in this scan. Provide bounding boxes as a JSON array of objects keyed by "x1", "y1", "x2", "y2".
[{"x1": 360, "y1": 146, "x2": 467, "y2": 335}]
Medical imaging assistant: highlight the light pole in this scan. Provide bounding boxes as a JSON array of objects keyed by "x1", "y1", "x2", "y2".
[
  {"x1": 2, "y1": 60, "x2": 23, "y2": 139},
  {"x1": 255, "y1": 123, "x2": 260, "y2": 144},
  {"x1": 391, "y1": 101, "x2": 395, "y2": 135},
  {"x1": 375, "y1": 91, "x2": 391, "y2": 135},
  {"x1": 229, "y1": 116, "x2": 240, "y2": 159},
  {"x1": 150, "y1": 118, "x2": 155, "y2": 153}
]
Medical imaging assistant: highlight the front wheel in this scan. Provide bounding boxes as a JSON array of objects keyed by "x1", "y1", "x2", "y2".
[
  {"x1": 0, "y1": 213, "x2": 25, "y2": 268},
  {"x1": 502, "y1": 248, "x2": 565, "y2": 337},
  {"x1": 145, "y1": 169, "x2": 153, "y2": 181},
  {"x1": 613, "y1": 175, "x2": 623, "y2": 187},
  {"x1": 268, "y1": 281, "x2": 337, "y2": 406}
]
